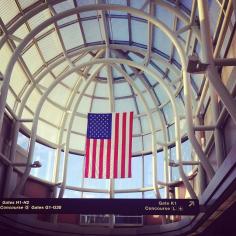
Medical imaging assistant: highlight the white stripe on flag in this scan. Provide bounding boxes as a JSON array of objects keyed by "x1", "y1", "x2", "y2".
[
  {"x1": 110, "y1": 114, "x2": 116, "y2": 178},
  {"x1": 125, "y1": 112, "x2": 130, "y2": 178},
  {"x1": 117, "y1": 113, "x2": 123, "y2": 178},
  {"x1": 88, "y1": 139, "x2": 93, "y2": 178},
  {"x1": 95, "y1": 139, "x2": 100, "y2": 178},
  {"x1": 103, "y1": 140, "x2": 108, "y2": 179}
]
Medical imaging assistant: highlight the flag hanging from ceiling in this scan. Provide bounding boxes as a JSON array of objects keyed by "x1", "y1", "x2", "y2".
[{"x1": 84, "y1": 112, "x2": 134, "y2": 179}]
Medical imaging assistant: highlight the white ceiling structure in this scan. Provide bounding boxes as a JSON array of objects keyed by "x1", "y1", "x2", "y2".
[
  {"x1": 1, "y1": 0, "x2": 234, "y2": 201},
  {"x1": 0, "y1": 0, "x2": 201, "y2": 153}
]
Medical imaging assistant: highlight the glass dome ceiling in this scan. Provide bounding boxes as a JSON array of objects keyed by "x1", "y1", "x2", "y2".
[
  {"x1": 0, "y1": 0, "x2": 202, "y2": 154},
  {"x1": 0, "y1": 0, "x2": 213, "y2": 198}
]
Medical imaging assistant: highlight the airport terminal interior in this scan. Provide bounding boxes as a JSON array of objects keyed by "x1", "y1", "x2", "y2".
[{"x1": 0, "y1": 0, "x2": 236, "y2": 235}]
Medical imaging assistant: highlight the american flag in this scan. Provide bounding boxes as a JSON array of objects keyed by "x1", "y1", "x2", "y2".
[{"x1": 84, "y1": 112, "x2": 134, "y2": 179}]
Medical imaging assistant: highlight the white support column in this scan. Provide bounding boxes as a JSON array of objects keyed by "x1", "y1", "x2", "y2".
[
  {"x1": 197, "y1": 0, "x2": 236, "y2": 125},
  {"x1": 197, "y1": 0, "x2": 234, "y2": 167},
  {"x1": 3, "y1": 120, "x2": 20, "y2": 197},
  {"x1": 106, "y1": 63, "x2": 115, "y2": 199}
]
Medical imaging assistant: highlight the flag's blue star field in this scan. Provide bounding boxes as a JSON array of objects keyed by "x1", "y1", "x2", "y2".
[{"x1": 87, "y1": 113, "x2": 112, "y2": 139}]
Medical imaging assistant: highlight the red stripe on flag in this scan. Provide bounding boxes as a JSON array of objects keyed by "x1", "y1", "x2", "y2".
[
  {"x1": 91, "y1": 139, "x2": 97, "y2": 178},
  {"x1": 85, "y1": 138, "x2": 90, "y2": 178},
  {"x1": 106, "y1": 139, "x2": 111, "y2": 178},
  {"x1": 113, "y1": 113, "x2": 119, "y2": 178},
  {"x1": 128, "y1": 112, "x2": 133, "y2": 177},
  {"x1": 121, "y1": 112, "x2": 127, "y2": 178},
  {"x1": 99, "y1": 139, "x2": 104, "y2": 178}
]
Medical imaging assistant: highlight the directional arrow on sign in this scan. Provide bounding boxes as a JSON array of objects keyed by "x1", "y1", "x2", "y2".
[{"x1": 188, "y1": 201, "x2": 195, "y2": 207}]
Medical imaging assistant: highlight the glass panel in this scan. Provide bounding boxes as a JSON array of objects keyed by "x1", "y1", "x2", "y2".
[
  {"x1": 131, "y1": 19, "x2": 147, "y2": 45},
  {"x1": 82, "y1": 19, "x2": 103, "y2": 43},
  {"x1": 94, "y1": 82, "x2": 109, "y2": 97},
  {"x1": 76, "y1": 0, "x2": 97, "y2": 18},
  {"x1": 37, "y1": 120, "x2": 59, "y2": 144},
  {"x1": 110, "y1": 18, "x2": 129, "y2": 41},
  {"x1": 132, "y1": 136, "x2": 143, "y2": 153},
  {"x1": 144, "y1": 73, "x2": 158, "y2": 86},
  {"x1": 163, "y1": 102, "x2": 174, "y2": 124},
  {"x1": 63, "y1": 189, "x2": 82, "y2": 198},
  {"x1": 144, "y1": 191, "x2": 156, "y2": 199},
  {"x1": 10, "y1": 62, "x2": 28, "y2": 95},
  {"x1": 83, "y1": 178, "x2": 109, "y2": 190},
  {"x1": 51, "y1": 61, "x2": 68, "y2": 77},
  {"x1": 25, "y1": 89, "x2": 41, "y2": 113},
  {"x1": 48, "y1": 83, "x2": 70, "y2": 107},
  {"x1": 58, "y1": 152, "x2": 65, "y2": 183},
  {"x1": 133, "y1": 77, "x2": 146, "y2": 92},
  {"x1": 130, "y1": 0, "x2": 148, "y2": 12},
  {"x1": 66, "y1": 153, "x2": 83, "y2": 187},
  {"x1": 135, "y1": 96, "x2": 145, "y2": 114},
  {"x1": 170, "y1": 146, "x2": 179, "y2": 181},
  {"x1": 140, "y1": 116, "x2": 150, "y2": 133},
  {"x1": 143, "y1": 134, "x2": 152, "y2": 151},
  {"x1": 173, "y1": 49, "x2": 181, "y2": 65},
  {"x1": 153, "y1": 28, "x2": 172, "y2": 55},
  {"x1": 53, "y1": 0, "x2": 76, "y2": 25},
  {"x1": 60, "y1": 23, "x2": 84, "y2": 50},
  {"x1": 0, "y1": 0, "x2": 19, "y2": 24},
  {"x1": 115, "y1": 192, "x2": 142, "y2": 198},
  {"x1": 28, "y1": 9, "x2": 51, "y2": 29},
  {"x1": 28, "y1": 9, "x2": 53, "y2": 37},
  {"x1": 77, "y1": 96, "x2": 92, "y2": 114},
  {"x1": 72, "y1": 116, "x2": 87, "y2": 135},
  {"x1": 152, "y1": 111, "x2": 162, "y2": 130},
  {"x1": 63, "y1": 73, "x2": 80, "y2": 88},
  {"x1": 83, "y1": 192, "x2": 109, "y2": 198},
  {"x1": 17, "y1": 132, "x2": 29, "y2": 150},
  {"x1": 143, "y1": 92, "x2": 155, "y2": 109},
  {"x1": 40, "y1": 100, "x2": 63, "y2": 127},
  {"x1": 74, "y1": 53, "x2": 93, "y2": 67},
  {"x1": 128, "y1": 52, "x2": 144, "y2": 63},
  {"x1": 30, "y1": 142, "x2": 55, "y2": 182},
  {"x1": 53, "y1": 0, "x2": 75, "y2": 14},
  {"x1": 156, "y1": 151, "x2": 165, "y2": 181},
  {"x1": 109, "y1": 0, "x2": 127, "y2": 15},
  {"x1": 91, "y1": 99, "x2": 110, "y2": 113},
  {"x1": 114, "y1": 82, "x2": 132, "y2": 97},
  {"x1": 98, "y1": 67, "x2": 107, "y2": 78},
  {"x1": 176, "y1": 18, "x2": 188, "y2": 42},
  {"x1": 112, "y1": 66, "x2": 123, "y2": 78},
  {"x1": 39, "y1": 73, "x2": 55, "y2": 88},
  {"x1": 133, "y1": 118, "x2": 141, "y2": 135},
  {"x1": 208, "y1": 0, "x2": 221, "y2": 37},
  {"x1": 37, "y1": 32, "x2": 63, "y2": 62},
  {"x1": 18, "y1": 0, "x2": 38, "y2": 10},
  {"x1": 69, "y1": 133, "x2": 86, "y2": 151},
  {"x1": 22, "y1": 45, "x2": 44, "y2": 74},
  {"x1": 115, "y1": 98, "x2": 136, "y2": 113},
  {"x1": 0, "y1": 44, "x2": 12, "y2": 74},
  {"x1": 156, "y1": 130, "x2": 164, "y2": 144},
  {"x1": 144, "y1": 154, "x2": 152, "y2": 187},
  {"x1": 115, "y1": 156, "x2": 142, "y2": 190},
  {"x1": 6, "y1": 91, "x2": 16, "y2": 110},
  {"x1": 156, "y1": 5, "x2": 174, "y2": 28},
  {"x1": 13, "y1": 24, "x2": 29, "y2": 42}
]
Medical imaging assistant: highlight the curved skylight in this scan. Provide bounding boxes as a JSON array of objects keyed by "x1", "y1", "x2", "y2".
[{"x1": 0, "y1": 0, "x2": 228, "y2": 199}]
